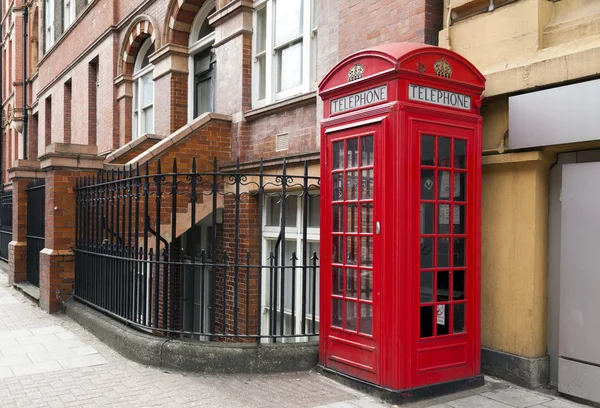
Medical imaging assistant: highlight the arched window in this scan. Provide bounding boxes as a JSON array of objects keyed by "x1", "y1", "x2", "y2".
[
  {"x1": 132, "y1": 38, "x2": 155, "y2": 140},
  {"x1": 188, "y1": 1, "x2": 216, "y2": 122}
]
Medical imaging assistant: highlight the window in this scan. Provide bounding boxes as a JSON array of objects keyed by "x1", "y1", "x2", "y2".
[
  {"x1": 252, "y1": 0, "x2": 317, "y2": 107},
  {"x1": 132, "y1": 38, "x2": 155, "y2": 140},
  {"x1": 64, "y1": 0, "x2": 76, "y2": 30},
  {"x1": 261, "y1": 192, "x2": 320, "y2": 341},
  {"x1": 188, "y1": 1, "x2": 216, "y2": 122},
  {"x1": 45, "y1": 0, "x2": 54, "y2": 52}
]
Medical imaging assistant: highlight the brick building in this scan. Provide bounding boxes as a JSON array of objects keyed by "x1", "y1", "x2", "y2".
[{"x1": 0, "y1": 0, "x2": 443, "y2": 346}]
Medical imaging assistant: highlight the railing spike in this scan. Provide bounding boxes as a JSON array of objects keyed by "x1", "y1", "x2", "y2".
[
  {"x1": 172, "y1": 157, "x2": 177, "y2": 173},
  {"x1": 192, "y1": 157, "x2": 196, "y2": 173}
]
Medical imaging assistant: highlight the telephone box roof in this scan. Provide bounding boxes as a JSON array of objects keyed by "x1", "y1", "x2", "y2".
[{"x1": 319, "y1": 42, "x2": 486, "y2": 95}]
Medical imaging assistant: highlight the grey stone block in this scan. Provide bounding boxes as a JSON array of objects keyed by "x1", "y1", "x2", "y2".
[{"x1": 481, "y1": 348, "x2": 549, "y2": 389}]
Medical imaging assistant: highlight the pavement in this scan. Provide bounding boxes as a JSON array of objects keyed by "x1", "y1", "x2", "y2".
[{"x1": 0, "y1": 267, "x2": 591, "y2": 408}]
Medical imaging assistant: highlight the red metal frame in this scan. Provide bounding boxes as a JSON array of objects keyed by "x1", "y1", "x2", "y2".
[{"x1": 319, "y1": 43, "x2": 485, "y2": 392}]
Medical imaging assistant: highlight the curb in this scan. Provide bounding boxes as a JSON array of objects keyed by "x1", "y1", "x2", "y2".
[{"x1": 65, "y1": 300, "x2": 319, "y2": 373}]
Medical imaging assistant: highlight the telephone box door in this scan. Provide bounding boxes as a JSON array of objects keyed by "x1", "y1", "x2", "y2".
[
  {"x1": 413, "y1": 119, "x2": 479, "y2": 386},
  {"x1": 323, "y1": 123, "x2": 382, "y2": 385}
]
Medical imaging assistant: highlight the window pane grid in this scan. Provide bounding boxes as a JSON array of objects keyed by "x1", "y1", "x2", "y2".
[
  {"x1": 330, "y1": 136, "x2": 374, "y2": 336},
  {"x1": 420, "y1": 134, "x2": 468, "y2": 339}
]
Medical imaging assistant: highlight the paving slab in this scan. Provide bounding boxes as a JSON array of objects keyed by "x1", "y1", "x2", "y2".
[{"x1": 482, "y1": 389, "x2": 552, "y2": 408}]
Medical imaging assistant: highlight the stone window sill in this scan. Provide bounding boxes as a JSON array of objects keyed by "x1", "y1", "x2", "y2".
[{"x1": 245, "y1": 91, "x2": 317, "y2": 121}]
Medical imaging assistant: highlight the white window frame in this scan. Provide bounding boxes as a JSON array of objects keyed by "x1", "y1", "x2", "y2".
[
  {"x1": 260, "y1": 192, "x2": 320, "y2": 342},
  {"x1": 187, "y1": 0, "x2": 216, "y2": 123},
  {"x1": 45, "y1": 0, "x2": 54, "y2": 52},
  {"x1": 132, "y1": 38, "x2": 155, "y2": 140},
  {"x1": 252, "y1": 0, "x2": 317, "y2": 108},
  {"x1": 63, "y1": 0, "x2": 76, "y2": 30}
]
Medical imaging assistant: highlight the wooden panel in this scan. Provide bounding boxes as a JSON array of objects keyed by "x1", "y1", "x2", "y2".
[{"x1": 328, "y1": 335, "x2": 377, "y2": 374}]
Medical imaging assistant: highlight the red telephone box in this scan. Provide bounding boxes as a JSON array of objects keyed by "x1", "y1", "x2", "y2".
[{"x1": 318, "y1": 43, "x2": 485, "y2": 398}]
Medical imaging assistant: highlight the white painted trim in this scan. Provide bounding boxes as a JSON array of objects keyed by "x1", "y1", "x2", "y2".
[{"x1": 187, "y1": 0, "x2": 216, "y2": 123}]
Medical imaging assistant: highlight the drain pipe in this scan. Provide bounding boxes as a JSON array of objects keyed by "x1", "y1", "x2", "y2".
[{"x1": 22, "y1": 3, "x2": 28, "y2": 160}]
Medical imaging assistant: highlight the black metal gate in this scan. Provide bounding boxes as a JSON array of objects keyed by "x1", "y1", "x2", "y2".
[
  {"x1": 26, "y1": 179, "x2": 45, "y2": 287},
  {"x1": 0, "y1": 189, "x2": 13, "y2": 262}
]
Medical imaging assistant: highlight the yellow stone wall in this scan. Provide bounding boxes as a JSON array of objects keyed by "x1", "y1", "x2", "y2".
[{"x1": 439, "y1": 0, "x2": 600, "y2": 358}]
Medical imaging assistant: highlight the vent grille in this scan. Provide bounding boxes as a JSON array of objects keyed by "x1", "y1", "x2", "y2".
[{"x1": 276, "y1": 133, "x2": 289, "y2": 151}]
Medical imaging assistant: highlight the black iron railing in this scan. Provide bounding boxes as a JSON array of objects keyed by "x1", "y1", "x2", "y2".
[
  {"x1": 0, "y1": 188, "x2": 12, "y2": 262},
  {"x1": 74, "y1": 158, "x2": 320, "y2": 342},
  {"x1": 26, "y1": 179, "x2": 45, "y2": 286}
]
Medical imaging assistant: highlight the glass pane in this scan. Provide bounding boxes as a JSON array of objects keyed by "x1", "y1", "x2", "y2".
[
  {"x1": 420, "y1": 238, "x2": 433, "y2": 269},
  {"x1": 420, "y1": 203, "x2": 434, "y2": 235},
  {"x1": 346, "y1": 269, "x2": 357, "y2": 298},
  {"x1": 332, "y1": 236, "x2": 342, "y2": 264},
  {"x1": 360, "y1": 236, "x2": 372, "y2": 267},
  {"x1": 361, "y1": 169, "x2": 373, "y2": 200},
  {"x1": 333, "y1": 142, "x2": 343, "y2": 170},
  {"x1": 308, "y1": 194, "x2": 320, "y2": 228},
  {"x1": 438, "y1": 137, "x2": 451, "y2": 167},
  {"x1": 361, "y1": 136, "x2": 374, "y2": 167},
  {"x1": 256, "y1": 7, "x2": 267, "y2": 52},
  {"x1": 453, "y1": 205, "x2": 465, "y2": 234},
  {"x1": 454, "y1": 303, "x2": 466, "y2": 333},
  {"x1": 421, "y1": 135, "x2": 435, "y2": 166},
  {"x1": 132, "y1": 112, "x2": 138, "y2": 139},
  {"x1": 438, "y1": 171, "x2": 451, "y2": 200},
  {"x1": 438, "y1": 204, "x2": 450, "y2": 235},
  {"x1": 420, "y1": 272, "x2": 433, "y2": 303},
  {"x1": 345, "y1": 301, "x2": 357, "y2": 331},
  {"x1": 346, "y1": 204, "x2": 357, "y2": 233},
  {"x1": 361, "y1": 203, "x2": 373, "y2": 233},
  {"x1": 266, "y1": 196, "x2": 280, "y2": 226},
  {"x1": 360, "y1": 270, "x2": 372, "y2": 300},
  {"x1": 277, "y1": 41, "x2": 303, "y2": 92},
  {"x1": 453, "y1": 238, "x2": 466, "y2": 267},
  {"x1": 346, "y1": 171, "x2": 358, "y2": 200},
  {"x1": 332, "y1": 173, "x2": 343, "y2": 201},
  {"x1": 332, "y1": 298, "x2": 342, "y2": 327},
  {"x1": 421, "y1": 170, "x2": 434, "y2": 200},
  {"x1": 133, "y1": 82, "x2": 138, "y2": 110},
  {"x1": 197, "y1": 79, "x2": 212, "y2": 116},
  {"x1": 420, "y1": 306, "x2": 433, "y2": 338},
  {"x1": 195, "y1": 53, "x2": 212, "y2": 73},
  {"x1": 455, "y1": 173, "x2": 466, "y2": 202},
  {"x1": 332, "y1": 268, "x2": 343, "y2": 296},
  {"x1": 275, "y1": 0, "x2": 303, "y2": 45},
  {"x1": 437, "y1": 304, "x2": 450, "y2": 335},
  {"x1": 455, "y1": 139, "x2": 467, "y2": 169},
  {"x1": 346, "y1": 139, "x2": 358, "y2": 168},
  {"x1": 346, "y1": 236, "x2": 357, "y2": 265},
  {"x1": 453, "y1": 270, "x2": 465, "y2": 300},
  {"x1": 142, "y1": 73, "x2": 153, "y2": 107},
  {"x1": 359, "y1": 304, "x2": 373, "y2": 335},
  {"x1": 438, "y1": 237, "x2": 450, "y2": 268},
  {"x1": 437, "y1": 271, "x2": 450, "y2": 302},
  {"x1": 198, "y1": 8, "x2": 216, "y2": 40},
  {"x1": 142, "y1": 106, "x2": 154, "y2": 134},
  {"x1": 257, "y1": 55, "x2": 266, "y2": 100},
  {"x1": 284, "y1": 195, "x2": 298, "y2": 227},
  {"x1": 332, "y1": 205, "x2": 343, "y2": 232}
]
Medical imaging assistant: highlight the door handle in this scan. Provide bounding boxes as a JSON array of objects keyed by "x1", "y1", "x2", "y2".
[{"x1": 376, "y1": 222, "x2": 381, "y2": 235}]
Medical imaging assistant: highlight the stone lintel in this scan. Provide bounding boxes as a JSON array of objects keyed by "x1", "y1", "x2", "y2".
[
  {"x1": 115, "y1": 74, "x2": 133, "y2": 100},
  {"x1": 211, "y1": 0, "x2": 253, "y2": 47},
  {"x1": 482, "y1": 151, "x2": 556, "y2": 168},
  {"x1": 45, "y1": 143, "x2": 98, "y2": 155},
  {"x1": 39, "y1": 153, "x2": 105, "y2": 171},
  {"x1": 150, "y1": 44, "x2": 190, "y2": 80},
  {"x1": 8, "y1": 160, "x2": 45, "y2": 181}
]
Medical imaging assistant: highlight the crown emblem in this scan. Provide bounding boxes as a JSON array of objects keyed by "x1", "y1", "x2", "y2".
[
  {"x1": 347, "y1": 63, "x2": 365, "y2": 82},
  {"x1": 433, "y1": 57, "x2": 452, "y2": 78}
]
